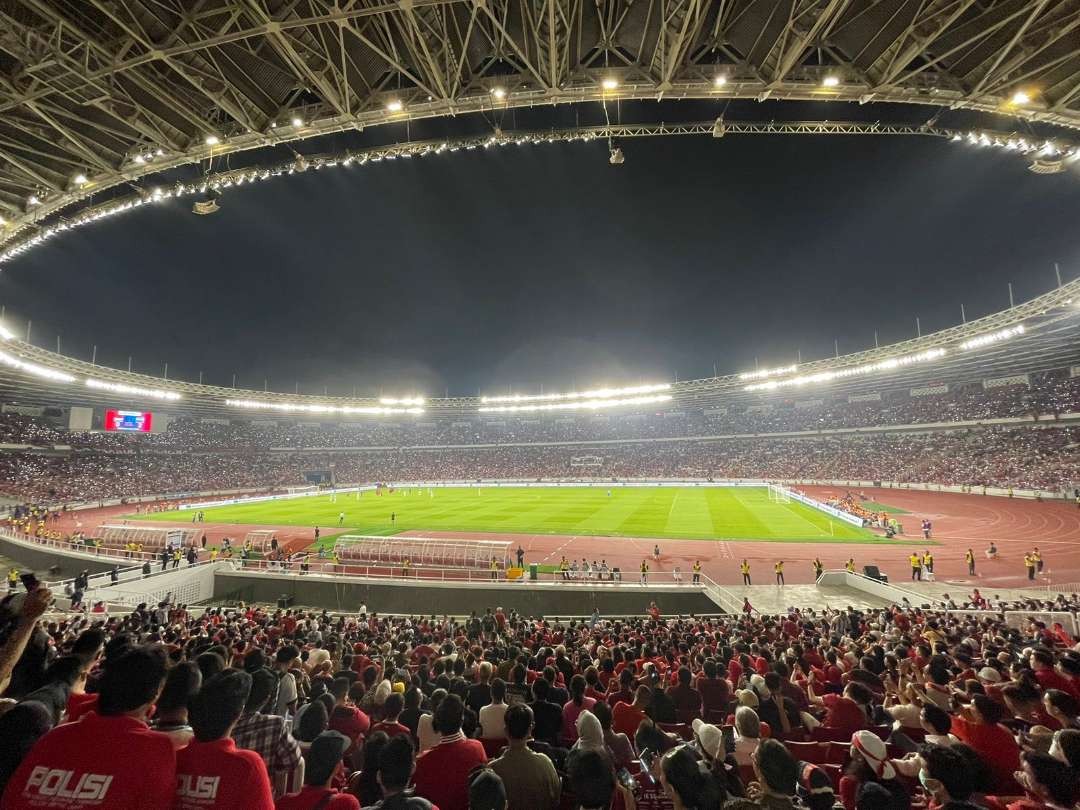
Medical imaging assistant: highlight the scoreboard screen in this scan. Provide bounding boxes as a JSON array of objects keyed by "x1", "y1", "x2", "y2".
[{"x1": 103, "y1": 409, "x2": 153, "y2": 433}]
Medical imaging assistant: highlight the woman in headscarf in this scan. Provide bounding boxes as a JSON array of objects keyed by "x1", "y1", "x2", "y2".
[
  {"x1": 839, "y1": 730, "x2": 910, "y2": 810},
  {"x1": 572, "y1": 709, "x2": 615, "y2": 768}
]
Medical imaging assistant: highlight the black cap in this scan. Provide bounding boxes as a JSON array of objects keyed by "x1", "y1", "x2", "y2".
[{"x1": 304, "y1": 731, "x2": 350, "y2": 785}]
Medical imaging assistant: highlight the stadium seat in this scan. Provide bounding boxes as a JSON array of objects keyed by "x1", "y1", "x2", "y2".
[
  {"x1": 782, "y1": 741, "x2": 828, "y2": 764},
  {"x1": 811, "y1": 726, "x2": 854, "y2": 743},
  {"x1": 824, "y1": 741, "x2": 849, "y2": 766}
]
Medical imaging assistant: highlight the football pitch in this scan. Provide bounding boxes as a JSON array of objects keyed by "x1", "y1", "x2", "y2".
[{"x1": 136, "y1": 486, "x2": 883, "y2": 543}]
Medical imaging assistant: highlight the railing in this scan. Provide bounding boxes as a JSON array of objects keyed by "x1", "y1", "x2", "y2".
[
  {"x1": 1, "y1": 527, "x2": 172, "y2": 565},
  {"x1": 816, "y1": 569, "x2": 936, "y2": 605},
  {"x1": 1040, "y1": 582, "x2": 1080, "y2": 594}
]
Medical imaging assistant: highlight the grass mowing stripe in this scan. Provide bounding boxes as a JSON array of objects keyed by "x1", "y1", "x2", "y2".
[{"x1": 134, "y1": 486, "x2": 893, "y2": 543}]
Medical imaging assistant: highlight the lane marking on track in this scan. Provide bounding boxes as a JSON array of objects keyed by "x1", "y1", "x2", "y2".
[{"x1": 541, "y1": 535, "x2": 579, "y2": 564}]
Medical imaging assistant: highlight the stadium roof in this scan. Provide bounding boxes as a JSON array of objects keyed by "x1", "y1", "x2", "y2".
[
  {"x1": 2, "y1": 0, "x2": 1080, "y2": 244},
  {"x1": 0, "y1": 277, "x2": 1077, "y2": 417}
]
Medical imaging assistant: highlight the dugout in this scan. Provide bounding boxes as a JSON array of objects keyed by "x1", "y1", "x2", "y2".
[{"x1": 334, "y1": 535, "x2": 510, "y2": 570}]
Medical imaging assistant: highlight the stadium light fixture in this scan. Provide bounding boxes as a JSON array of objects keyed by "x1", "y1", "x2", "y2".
[
  {"x1": 738, "y1": 364, "x2": 798, "y2": 381},
  {"x1": 27, "y1": 195, "x2": 40, "y2": 206},
  {"x1": 713, "y1": 75, "x2": 728, "y2": 88},
  {"x1": 492, "y1": 88, "x2": 507, "y2": 100},
  {"x1": 481, "y1": 383, "x2": 671, "y2": 405},
  {"x1": 73, "y1": 173, "x2": 88, "y2": 186},
  {"x1": 86, "y1": 379, "x2": 182, "y2": 401},
  {"x1": 379, "y1": 396, "x2": 426, "y2": 406},
  {"x1": 601, "y1": 78, "x2": 619, "y2": 90},
  {"x1": 478, "y1": 394, "x2": 672, "y2": 413},
  {"x1": 1011, "y1": 90, "x2": 1031, "y2": 105},
  {"x1": 0, "y1": 322, "x2": 13, "y2": 340},
  {"x1": 958, "y1": 324, "x2": 1025, "y2": 351},
  {"x1": 744, "y1": 349, "x2": 945, "y2": 392},
  {"x1": 291, "y1": 116, "x2": 304, "y2": 127},
  {"x1": 822, "y1": 75, "x2": 840, "y2": 88},
  {"x1": 225, "y1": 398, "x2": 423, "y2": 416},
  {"x1": 205, "y1": 135, "x2": 220, "y2": 146},
  {"x1": 386, "y1": 100, "x2": 403, "y2": 112},
  {"x1": 0, "y1": 350, "x2": 76, "y2": 383}
]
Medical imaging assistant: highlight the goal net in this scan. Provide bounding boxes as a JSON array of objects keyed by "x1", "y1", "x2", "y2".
[
  {"x1": 286, "y1": 485, "x2": 321, "y2": 496},
  {"x1": 767, "y1": 483, "x2": 791, "y2": 504}
]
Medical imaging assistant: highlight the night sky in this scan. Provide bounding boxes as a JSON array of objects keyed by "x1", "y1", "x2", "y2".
[{"x1": 2, "y1": 121, "x2": 1079, "y2": 398}]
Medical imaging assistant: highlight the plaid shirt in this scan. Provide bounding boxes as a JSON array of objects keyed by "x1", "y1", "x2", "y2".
[{"x1": 233, "y1": 711, "x2": 302, "y2": 777}]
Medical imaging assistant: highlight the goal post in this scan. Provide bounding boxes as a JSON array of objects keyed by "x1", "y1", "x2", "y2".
[{"x1": 767, "y1": 483, "x2": 791, "y2": 504}]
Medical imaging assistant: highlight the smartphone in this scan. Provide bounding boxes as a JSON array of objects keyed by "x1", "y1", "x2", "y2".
[
  {"x1": 637, "y1": 748, "x2": 656, "y2": 785},
  {"x1": 20, "y1": 573, "x2": 39, "y2": 592},
  {"x1": 721, "y1": 725, "x2": 736, "y2": 754},
  {"x1": 616, "y1": 768, "x2": 636, "y2": 790}
]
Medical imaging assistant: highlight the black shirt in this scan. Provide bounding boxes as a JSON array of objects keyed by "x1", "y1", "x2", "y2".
[{"x1": 529, "y1": 698, "x2": 564, "y2": 746}]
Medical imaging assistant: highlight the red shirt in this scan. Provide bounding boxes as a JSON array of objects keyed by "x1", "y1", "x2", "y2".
[
  {"x1": 369, "y1": 720, "x2": 410, "y2": 738},
  {"x1": 2, "y1": 713, "x2": 176, "y2": 810},
  {"x1": 64, "y1": 693, "x2": 98, "y2": 724},
  {"x1": 821, "y1": 694, "x2": 866, "y2": 735},
  {"x1": 696, "y1": 677, "x2": 731, "y2": 713},
  {"x1": 950, "y1": 715, "x2": 1020, "y2": 791},
  {"x1": 274, "y1": 786, "x2": 360, "y2": 810},
  {"x1": 611, "y1": 702, "x2": 647, "y2": 738},
  {"x1": 1034, "y1": 668, "x2": 1080, "y2": 701},
  {"x1": 412, "y1": 737, "x2": 487, "y2": 810},
  {"x1": 328, "y1": 705, "x2": 370, "y2": 742},
  {"x1": 175, "y1": 737, "x2": 274, "y2": 810}
]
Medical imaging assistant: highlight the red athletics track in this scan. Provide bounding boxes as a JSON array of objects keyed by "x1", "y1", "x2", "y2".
[
  {"x1": 400, "y1": 486, "x2": 1080, "y2": 589},
  {"x1": 47, "y1": 488, "x2": 1080, "y2": 589}
]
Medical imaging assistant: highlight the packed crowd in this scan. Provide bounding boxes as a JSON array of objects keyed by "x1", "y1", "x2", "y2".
[
  {"x1": 1, "y1": 373, "x2": 1078, "y2": 455},
  {"x1": 1, "y1": 424, "x2": 1077, "y2": 504},
  {"x1": 0, "y1": 585, "x2": 1078, "y2": 810}
]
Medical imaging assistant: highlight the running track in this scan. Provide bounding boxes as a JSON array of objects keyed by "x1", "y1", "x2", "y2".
[{"x1": 50, "y1": 487, "x2": 1080, "y2": 589}]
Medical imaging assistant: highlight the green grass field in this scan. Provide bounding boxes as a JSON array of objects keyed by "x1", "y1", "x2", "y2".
[{"x1": 134, "y1": 486, "x2": 886, "y2": 544}]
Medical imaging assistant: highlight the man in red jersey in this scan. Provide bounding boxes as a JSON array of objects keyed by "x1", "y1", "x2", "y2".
[
  {"x1": 412, "y1": 695, "x2": 487, "y2": 810},
  {"x1": 2, "y1": 645, "x2": 176, "y2": 810},
  {"x1": 175, "y1": 670, "x2": 274, "y2": 810}
]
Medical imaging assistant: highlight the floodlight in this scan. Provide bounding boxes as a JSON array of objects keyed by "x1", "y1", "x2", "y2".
[
  {"x1": 87, "y1": 379, "x2": 181, "y2": 401},
  {"x1": 713, "y1": 75, "x2": 727, "y2": 87},
  {"x1": 601, "y1": 78, "x2": 619, "y2": 90},
  {"x1": 73, "y1": 174, "x2": 88, "y2": 186},
  {"x1": 27, "y1": 195, "x2": 39, "y2": 206},
  {"x1": 1011, "y1": 90, "x2": 1031, "y2": 105},
  {"x1": 822, "y1": 75, "x2": 840, "y2": 88},
  {"x1": 492, "y1": 87, "x2": 507, "y2": 100},
  {"x1": 133, "y1": 154, "x2": 146, "y2": 164},
  {"x1": 386, "y1": 100, "x2": 403, "y2": 112},
  {"x1": 205, "y1": 135, "x2": 220, "y2": 145},
  {"x1": 609, "y1": 147, "x2": 625, "y2": 165},
  {"x1": 291, "y1": 116, "x2": 303, "y2": 127},
  {"x1": 0, "y1": 323, "x2": 13, "y2": 340},
  {"x1": 0, "y1": 350, "x2": 75, "y2": 382}
]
